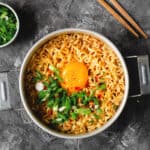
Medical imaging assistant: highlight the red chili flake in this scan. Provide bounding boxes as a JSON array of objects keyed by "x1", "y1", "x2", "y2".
[
  {"x1": 95, "y1": 76, "x2": 99, "y2": 82},
  {"x1": 89, "y1": 101, "x2": 95, "y2": 111},
  {"x1": 75, "y1": 87, "x2": 81, "y2": 91},
  {"x1": 44, "y1": 86, "x2": 47, "y2": 90},
  {"x1": 47, "y1": 69, "x2": 51, "y2": 75},
  {"x1": 86, "y1": 81, "x2": 89, "y2": 87},
  {"x1": 47, "y1": 109, "x2": 52, "y2": 116},
  {"x1": 89, "y1": 101, "x2": 94, "y2": 107},
  {"x1": 97, "y1": 91, "x2": 104, "y2": 99},
  {"x1": 95, "y1": 75, "x2": 102, "y2": 82}
]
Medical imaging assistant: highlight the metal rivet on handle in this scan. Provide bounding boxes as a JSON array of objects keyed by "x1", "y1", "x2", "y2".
[
  {"x1": 141, "y1": 65, "x2": 147, "y2": 85},
  {"x1": 0, "y1": 72, "x2": 11, "y2": 110},
  {"x1": 0, "y1": 81, "x2": 6, "y2": 101}
]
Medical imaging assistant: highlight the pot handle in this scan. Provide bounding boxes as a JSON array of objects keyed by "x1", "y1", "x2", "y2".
[
  {"x1": 125, "y1": 55, "x2": 150, "y2": 97},
  {"x1": 0, "y1": 69, "x2": 32, "y2": 123}
]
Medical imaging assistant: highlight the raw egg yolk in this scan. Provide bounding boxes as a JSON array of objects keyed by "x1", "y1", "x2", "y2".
[{"x1": 62, "y1": 62, "x2": 88, "y2": 91}]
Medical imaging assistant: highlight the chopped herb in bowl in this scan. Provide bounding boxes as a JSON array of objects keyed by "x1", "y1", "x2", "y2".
[{"x1": 0, "y1": 3, "x2": 19, "y2": 47}]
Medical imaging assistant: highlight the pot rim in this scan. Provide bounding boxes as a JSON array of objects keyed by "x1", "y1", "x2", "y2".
[{"x1": 19, "y1": 28, "x2": 129, "y2": 139}]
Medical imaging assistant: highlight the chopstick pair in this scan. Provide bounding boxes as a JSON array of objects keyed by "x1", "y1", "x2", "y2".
[{"x1": 97, "y1": 0, "x2": 148, "y2": 39}]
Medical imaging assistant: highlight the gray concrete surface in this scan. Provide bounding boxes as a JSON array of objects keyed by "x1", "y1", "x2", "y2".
[{"x1": 0, "y1": 0, "x2": 150, "y2": 149}]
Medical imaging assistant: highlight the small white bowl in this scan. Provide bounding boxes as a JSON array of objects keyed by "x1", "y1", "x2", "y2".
[{"x1": 0, "y1": 2, "x2": 20, "y2": 48}]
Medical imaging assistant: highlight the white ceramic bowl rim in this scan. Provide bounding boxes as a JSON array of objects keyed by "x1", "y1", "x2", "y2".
[
  {"x1": 0, "y1": 2, "x2": 20, "y2": 48},
  {"x1": 19, "y1": 28, "x2": 129, "y2": 139}
]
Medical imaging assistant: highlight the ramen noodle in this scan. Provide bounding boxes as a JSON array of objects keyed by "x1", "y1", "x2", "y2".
[{"x1": 25, "y1": 33, "x2": 125, "y2": 134}]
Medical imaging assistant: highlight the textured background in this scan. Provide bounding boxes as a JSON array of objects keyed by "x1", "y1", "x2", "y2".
[{"x1": 0, "y1": 0, "x2": 150, "y2": 150}]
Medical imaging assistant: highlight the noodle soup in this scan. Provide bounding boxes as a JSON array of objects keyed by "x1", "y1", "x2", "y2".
[{"x1": 24, "y1": 33, "x2": 125, "y2": 135}]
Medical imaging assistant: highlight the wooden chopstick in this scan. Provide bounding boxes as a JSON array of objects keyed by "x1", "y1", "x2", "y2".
[
  {"x1": 110, "y1": 0, "x2": 148, "y2": 39},
  {"x1": 97, "y1": 0, "x2": 139, "y2": 38}
]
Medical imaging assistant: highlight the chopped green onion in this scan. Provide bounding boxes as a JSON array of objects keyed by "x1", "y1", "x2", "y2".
[
  {"x1": 92, "y1": 97, "x2": 99, "y2": 106},
  {"x1": 70, "y1": 112, "x2": 78, "y2": 120},
  {"x1": 70, "y1": 95, "x2": 77, "y2": 106},
  {"x1": 34, "y1": 70, "x2": 43, "y2": 82},
  {"x1": 96, "y1": 108, "x2": 103, "y2": 114},
  {"x1": 55, "y1": 118, "x2": 63, "y2": 122},
  {"x1": 94, "y1": 105, "x2": 99, "y2": 109},
  {"x1": 64, "y1": 97, "x2": 71, "y2": 111},
  {"x1": 113, "y1": 104, "x2": 118, "y2": 110},
  {"x1": 57, "y1": 113, "x2": 68, "y2": 121},
  {"x1": 43, "y1": 81, "x2": 49, "y2": 87},
  {"x1": 53, "y1": 104, "x2": 58, "y2": 111},
  {"x1": 49, "y1": 65, "x2": 63, "y2": 81},
  {"x1": 47, "y1": 100, "x2": 54, "y2": 108},
  {"x1": 75, "y1": 108, "x2": 91, "y2": 115},
  {"x1": 52, "y1": 118, "x2": 63, "y2": 124},
  {"x1": 59, "y1": 106, "x2": 66, "y2": 112},
  {"x1": 49, "y1": 65, "x2": 59, "y2": 74},
  {"x1": 97, "y1": 83, "x2": 106, "y2": 90},
  {"x1": 38, "y1": 90, "x2": 49, "y2": 102},
  {"x1": 94, "y1": 114, "x2": 100, "y2": 120},
  {"x1": 72, "y1": 106, "x2": 77, "y2": 110}
]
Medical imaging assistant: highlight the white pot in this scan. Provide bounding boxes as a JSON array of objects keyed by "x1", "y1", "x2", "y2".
[{"x1": 19, "y1": 28, "x2": 129, "y2": 139}]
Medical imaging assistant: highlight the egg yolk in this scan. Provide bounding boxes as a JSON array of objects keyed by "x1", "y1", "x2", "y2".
[{"x1": 62, "y1": 62, "x2": 88, "y2": 91}]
